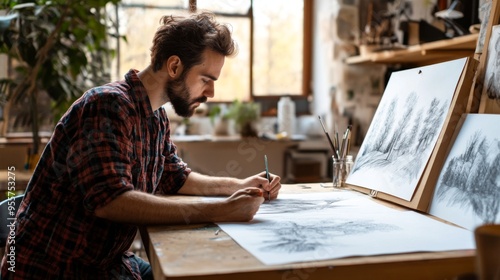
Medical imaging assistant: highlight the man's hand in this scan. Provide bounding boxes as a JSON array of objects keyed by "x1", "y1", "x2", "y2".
[
  {"x1": 178, "y1": 171, "x2": 281, "y2": 199},
  {"x1": 241, "y1": 172, "x2": 282, "y2": 201},
  {"x1": 215, "y1": 187, "x2": 265, "y2": 222},
  {"x1": 95, "y1": 188, "x2": 266, "y2": 225}
]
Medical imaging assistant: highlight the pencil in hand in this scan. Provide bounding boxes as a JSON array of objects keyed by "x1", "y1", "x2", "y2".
[{"x1": 264, "y1": 155, "x2": 271, "y2": 201}]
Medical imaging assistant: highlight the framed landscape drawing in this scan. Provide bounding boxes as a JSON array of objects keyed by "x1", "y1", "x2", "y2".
[
  {"x1": 429, "y1": 114, "x2": 500, "y2": 230},
  {"x1": 346, "y1": 57, "x2": 476, "y2": 211},
  {"x1": 476, "y1": 0, "x2": 500, "y2": 114},
  {"x1": 482, "y1": 25, "x2": 500, "y2": 101}
]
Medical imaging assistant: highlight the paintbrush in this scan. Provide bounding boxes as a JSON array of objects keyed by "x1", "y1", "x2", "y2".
[
  {"x1": 318, "y1": 116, "x2": 339, "y2": 159},
  {"x1": 340, "y1": 125, "x2": 352, "y2": 159}
]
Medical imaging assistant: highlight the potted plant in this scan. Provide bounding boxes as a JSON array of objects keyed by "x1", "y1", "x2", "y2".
[
  {"x1": 226, "y1": 100, "x2": 260, "y2": 138},
  {"x1": 208, "y1": 104, "x2": 232, "y2": 136},
  {"x1": 0, "y1": 0, "x2": 121, "y2": 163}
]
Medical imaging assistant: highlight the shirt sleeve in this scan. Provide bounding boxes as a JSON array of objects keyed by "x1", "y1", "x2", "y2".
[
  {"x1": 156, "y1": 112, "x2": 191, "y2": 195},
  {"x1": 66, "y1": 90, "x2": 136, "y2": 213}
]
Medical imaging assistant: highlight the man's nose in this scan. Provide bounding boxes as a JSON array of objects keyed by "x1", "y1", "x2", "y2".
[{"x1": 204, "y1": 81, "x2": 215, "y2": 98}]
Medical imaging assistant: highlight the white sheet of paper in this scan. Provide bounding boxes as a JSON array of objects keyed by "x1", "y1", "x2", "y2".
[
  {"x1": 216, "y1": 191, "x2": 474, "y2": 265},
  {"x1": 429, "y1": 114, "x2": 500, "y2": 230},
  {"x1": 346, "y1": 58, "x2": 467, "y2": 201}
]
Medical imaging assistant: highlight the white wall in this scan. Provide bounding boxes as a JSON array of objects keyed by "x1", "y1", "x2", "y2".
[
  {"x1": 311, "y1": 0, "x2": 337, "y2": 119},
  {"x1": 312, "y1": 0, "x2": 385, "y2": 146}
]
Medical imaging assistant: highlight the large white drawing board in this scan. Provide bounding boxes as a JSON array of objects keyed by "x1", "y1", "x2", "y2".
[
  {"x1": 346, "y1": 58, "x2": 468, "y2": 201},
  {"x1": 429, "y1": 114, "x2": 500, "y2": 231},
  {"x1": 215, "y1": 191, "x2": 474, "y2": 265}
]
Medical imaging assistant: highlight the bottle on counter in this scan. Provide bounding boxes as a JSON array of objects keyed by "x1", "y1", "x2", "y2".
[{"x1": 277, "y1": 96, "x2": 295, "y2": 138}]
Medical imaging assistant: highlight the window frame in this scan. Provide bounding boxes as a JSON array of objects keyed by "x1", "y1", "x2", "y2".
[{"x1": 114, "y1": 0, "x2": 313, "y2": 104}]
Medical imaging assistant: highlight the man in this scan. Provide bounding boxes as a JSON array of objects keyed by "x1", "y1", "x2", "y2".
[{"x1": 1, "y1": 12, "x2": 281, "y2": 279}]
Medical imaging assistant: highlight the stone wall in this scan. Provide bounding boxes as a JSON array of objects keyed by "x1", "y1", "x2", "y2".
[{"x1": 314, "y1": 0, "x2": 440, "y2": 149}]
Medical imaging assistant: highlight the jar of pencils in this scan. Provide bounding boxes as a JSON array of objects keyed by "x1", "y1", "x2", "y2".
[{"x1": 332, "y1": 155, "x2": 353, "y2": 188}]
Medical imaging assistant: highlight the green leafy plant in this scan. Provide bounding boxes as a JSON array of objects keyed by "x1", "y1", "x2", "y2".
[
  {"x1": 208, "y1": 104, "x2": 223, "y2": 125},
  {"x1": 0, "y1": 0, "x2": 122, "y2": 154},
  {"x1": 226, "y1": 100, "x2": 260, "y2": 137}
]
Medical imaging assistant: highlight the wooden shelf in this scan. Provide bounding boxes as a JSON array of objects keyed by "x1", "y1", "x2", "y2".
[{"x1": 345, "y1": 33, "x2": 479, "y2": 66}]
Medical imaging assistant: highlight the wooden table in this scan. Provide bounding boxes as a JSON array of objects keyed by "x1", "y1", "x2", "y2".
[{"x1": 144, "y1": 184, "x2": 476, "y2": 280}]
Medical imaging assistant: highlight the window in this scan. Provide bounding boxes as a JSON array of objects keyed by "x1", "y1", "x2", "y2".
[{"x1": 110, "y1": 0, "x2": 311, "y2": 102}]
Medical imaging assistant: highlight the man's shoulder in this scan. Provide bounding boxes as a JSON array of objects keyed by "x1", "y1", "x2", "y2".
[
  {"x1": 87, "y1": 81, "x2": 131, "y2": 98},
  {"x1": 81, "y1": 82, "x2": 134, "y2": 107}
]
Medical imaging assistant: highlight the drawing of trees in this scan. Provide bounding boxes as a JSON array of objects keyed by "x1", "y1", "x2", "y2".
[
  {"x1": 385, "y1": 92, "x2": 418, "y2": 159},
  {"x1": 374, "y1": 97, "x2": 397, "y2": 152},
  {"x1": 401, "y1": 108, "x2": 423, "y2": 156},
  {"x1": 436, "y1": 131, "x2": 500, "y2": 224},
  {"x1": 352, "y1": 92, "x2": 448, "y2": 182},
  {"x1": 258, "y1": 199, "x2": 342, "y2": 215},
  {"x1": 259, "y1": 220, "x2": 399, "y2": 253},
  {"x1": 360, "y1": 102, "x2": 387, "y2": 157},
  {"x1": 485, "y1": 27, "x2": 500, "y2": 99},
  {"x1": 415, "y1": 98, "x2": 446, "y2": 153}
]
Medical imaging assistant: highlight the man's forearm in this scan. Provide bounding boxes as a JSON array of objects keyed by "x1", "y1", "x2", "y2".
[
  {"x1": 94, "y1": 190, "x2": 223, "y2": 225},
  {"x1": 178, "y1": 172, "x2": 243, "y2": 196}
]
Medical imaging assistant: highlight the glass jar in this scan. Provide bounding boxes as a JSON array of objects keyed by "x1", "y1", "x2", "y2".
[{"x1": 332, "y1": 155, "x2": 353, "y2": 188}]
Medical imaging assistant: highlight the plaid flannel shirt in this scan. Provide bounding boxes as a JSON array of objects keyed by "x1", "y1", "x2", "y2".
[{"x1": 1, "y1": 69, "x2": 191, "y2": 279}]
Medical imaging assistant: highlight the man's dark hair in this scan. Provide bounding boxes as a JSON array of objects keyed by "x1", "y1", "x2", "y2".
[{"x1": 150, "y1": 12, "x2": 237, "y2": 73}]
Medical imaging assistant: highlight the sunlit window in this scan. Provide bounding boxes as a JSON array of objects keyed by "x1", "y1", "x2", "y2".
[
  {"x1": 110, "y1": 0, "x2": 309, "y2": 102},
  {"x1": 253, "y1": 0, "x2": 303, "y2": 96}
]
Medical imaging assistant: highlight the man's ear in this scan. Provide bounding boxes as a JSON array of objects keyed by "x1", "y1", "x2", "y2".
[{"x1": 165, "y1": 55, "x2": 183, "y2": 79}]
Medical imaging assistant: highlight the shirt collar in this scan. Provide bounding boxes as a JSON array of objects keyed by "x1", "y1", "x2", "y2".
[{"x1": 125, "y1": 69, "x2": 156, "y2": 119}]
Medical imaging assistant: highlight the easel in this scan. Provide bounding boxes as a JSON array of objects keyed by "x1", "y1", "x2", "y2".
[
  {"x1": 348, "y1": 57, "x2": 476, "y2": 212},
  {"x1": 469, "y1": 0, "x2": 500, "y2": 113},
  {"x1": 348, "y1": 0, "x2": 500, "y2": 212}
]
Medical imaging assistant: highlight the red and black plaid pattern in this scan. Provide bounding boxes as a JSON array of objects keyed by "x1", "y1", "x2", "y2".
[{"x1": 1, "y1": 69, "x2": 191, "y2": 279}]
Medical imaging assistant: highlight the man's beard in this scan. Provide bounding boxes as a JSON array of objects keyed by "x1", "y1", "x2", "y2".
[{"x1": 166, "y1": 77, "x2": 207, "y2": 117}]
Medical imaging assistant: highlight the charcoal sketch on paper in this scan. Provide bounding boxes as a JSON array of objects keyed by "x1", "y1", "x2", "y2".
[
  {"x1": 475, "y1": 1, "x2": 492, "y2": 54},
  {"x1": 258, "y1": 219, "x2": 399, "y2": 253},
  {"x1": 257, "y1": 198, "x2": 344, "y2": 215},
  {"x1": 346, "y1": 58, "x2": 467, "y2": 201},
  {"x1": 484, "y1": 25, "x2": 500, "y2": 100},
  {"x1": 429, "y1": 114, "x2": 500, "y2": 230},
  {"x1": 216, "y1": 192, "x2": 475, "y2": 265}
]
